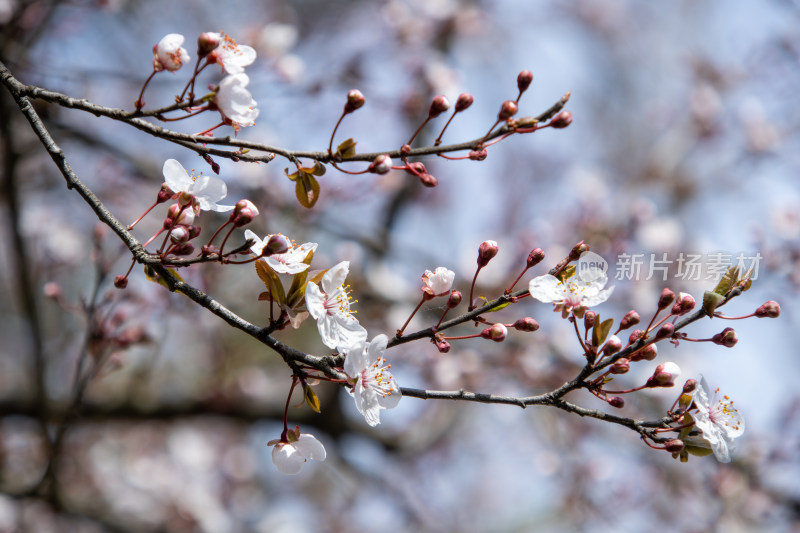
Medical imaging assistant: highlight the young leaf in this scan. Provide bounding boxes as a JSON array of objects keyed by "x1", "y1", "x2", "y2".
[
  {"x1": 336, "y1": 138, "x2": 357, "y2": 159},
  {"x1": 295, "y1": 173, "x2": 320, "y2": 208},
  {"x1": 303, "y1": 384, "x2": 321, "y2": 413}
]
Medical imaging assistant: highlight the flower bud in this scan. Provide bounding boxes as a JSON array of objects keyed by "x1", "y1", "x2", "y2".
[
  {"x1": 568, "y1": 241, "x2": 588, "y2": 261},
  {"x1": 497, "y1": 100, "x2": 518, "y2": 121},
  {"x1": 655, "y1": 322, "x2": 675, "y2": 341},
  {"x1": 229, "y1": 199, "x2": 259, "y2": 227},
  {"x1": 682, "y1": 379, "x2": 697, "y2": 394},
  {"x1": 428, "y1": 95, "x2": 450, "y2": 118},
  {"x1": 157, "y1": 182, "x2": 174, "y2": 203},
  {"x1": 201, "y1": 244, "x2": 219, "y2": 257},
  {"x1": 197, "y1": 32, "x2": 221, "y2": 57},
  {"x1": 608, "y1": 396, "x2": 625, "y2": 408},
  {"x1": 517, "y1": 70, "x2": 533, "y2": 93},
  {"x1": 631, "y1": 342, "x2": 657, "y2": 362},
  {"x1": 647, "y1": 361, "x2": 681, "y2": 387},
  {"x1": 513, "y1": 317, "x2": 540, "y2": 332},
  {"x1": 603, "y1": 335, "x2": 622, "y2": 355},
  {"x1": 468, "y1": 148, "x2": 488, "y2": 161},
  {"x1": 436, "y1": 339, "x2": 451, "y2": 353},
  {"x1": 658, "y1": 288, "x2": 675, "y2": 310},
  {"x1": 583, "y1": 310, "x2": 596, "y2": 330},
  {"x1": 525, "y1": 249, "x2": 545, "y2": 269},
  {"x1": 755, "y1": 300, "x2": 780, "y2": 318},
  {"x1": 455, "y1": 92, "x2": 474, "y2": 112},
  {"x1": 711, "y1": 327, "x2": 738, "y2": 348},
  {"x1": 172, "y1": 242, "x2": 195, "y2": 256},
  {"x1": 368, "y1": 154, "x2": 392, "y2": 175},
  {"x1": 264, "y1": 234, "x2": 292, "y2": 256},
  {"x1": 481, "y1": 323, "x2": 507, "y2": 342},
  {"x1": 549, "y1": 110, "x2": 573, "y2": 129},
  {"x1": 671, "y1": 292, "x2": 696, "y2": 316},
  {"x1": 447, "y1": 290, "x2": 462, "y2": 309},
  {"x1": 477, "y1": 240, "x2": 499, "y2": 268},
  {"x1": 169, "y1": 225, "x2": 190, "y2": 244},
  {"x1": 344, "y1": 89, "x2": 365, "y2": 114},
  {"x1": 114, "y1": 275, "x2": 128, "y2": 289},
  {"x1": 620, "y1": 310, "x2": 640, "y2": 330},
  {"x1": 665, "y1": 439, "x2": 685, "y2": 454},
  {"x1": 165, "y1": 204, "x2": 195, "y2": 227},
  {"x1": 628, "y1": 329, "x2": 644, "y2": 344},
  {"x1": 43, "y1": 281, "x2": 62, "y2": 299},
  {"x1": 419, "y1": 172, "x2": 438, "y2": 188},
  {"x1": 610, "y1": 358, "x2": 630, "y2": 374}
]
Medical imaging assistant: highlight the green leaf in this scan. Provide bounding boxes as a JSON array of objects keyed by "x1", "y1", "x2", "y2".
[
  {"x1": 702, "y1": 290, "x2": 725, "y2": 317},
  {"x1": 303, "y1": 384, "x2": 321, "y2": 413},
  {"x1": 295, "y1": 173, "x2": 320, "y2": 208},
  {"x1": 255, "y1": 260, "x2": 286, "y2": 305},
  {"x1": 284, "y1": 167, "x2": 299, "y2": 182},
  {"x1": 713, "y1": 266, "x2": 739, "y2": 296},
  {"x1": 556, "y1": 265, "x2": 576, "y2": 283},
  {"x1": 592, "y1": 317, "x2": 614, "y2": 346},
  {"x1": 336, "y1": 138, "x2": 357, "y2": 159}
]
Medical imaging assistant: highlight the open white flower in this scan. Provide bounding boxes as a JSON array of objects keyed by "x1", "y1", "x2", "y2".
[
  {"x1": 305, "y1": 261, "x2": 367, "y2": 349},
  {"x1": 270, "y1": 433, "x2": 326, "y2": 475},
  {"x1": 343, "y1": 334, "x2": 401, "y2": 426},
  {"x1": 209, "y1": 32, "x2": 257, "y2": 74},
  {"x1": 153, "y1": 33, "x2": 190, "y2": 72},
  {"x1": 162, "y1": 159, "x2": 233, "y2": 212},
  {"x1": 691, "y1": 377, "x2": 745, "y2": 463},
  {"x1": 215, "y1": 73, "x2": 259, "y2": 128},
  {"x1": 422, "y1": 267, "x2": 455, "y2": 296},
  {"x1": 528, "y1": 271, "x2": 613, "y2": 317},
  {"x1": 244, "y1": 230, "x2": 317, "y2": 274}
]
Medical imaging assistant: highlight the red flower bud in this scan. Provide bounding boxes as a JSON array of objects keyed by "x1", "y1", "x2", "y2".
[
  {"x1": 603, "y1": 335, "x2": 622, "y2": 355},
  {"x1": 549, "y1": 110, "x2": 573, "y2": 129},
  {"x1": 477, "y1": 240, "x2": 499, "y2": 268},
  {"x1": 658, "y1": 288, "x2": 676, "y2": 310},
  {"x1": 655, "y1": 323, "x2": 675, "y2": 341},
  {"x1": 455, "y1": 92, "x2": 474, "y2": 112},
  {"x1": 583, "y1": 310, "x2": 596, "y2": 330},
  {"x1": 665, "y1": 439, "x2": 685, "y2": 454},
  {"x1": 428, "y1": 95, "x2": 450, "y2": 118},
  {"x1": 526, "y1": 248, "x2": 545, "y2": 268},
  {"x1": 568, "y1": 241, "x2": 588, "y2": 261},
  {"x1": 610, "y1": 358, "x2": 630, "y2": 374},
  {"x1": 344, "y1": 89, "x2": 365, "y2": 114},
  {"x1": 682, "y1": 379, "x2": 697, "y2": 394},
  {"x1": 481, "y1": 323, "x2": 507, "y2": 342},
  {"x1": 468, "y1": 148, "x2": 488, "y2": 161},
  {"x1": 608, "y1": 396, "x2": 625, "y2": 408},
  {"x1": 197, "y1": 32, "x2": 221, "y2": 57},
  {"x1": 498, "y1": 100, "x2": 518, "y2": 121},
  {"x1": 517, "y1": 70, "x2": 533, "y2": 93},
  {"x1": 711, "y1": 327, "x2": 738, "y2": 348},
  {"x1": 513, "y1": 317, "x2": 540, "y2": 332},
  {"x1": 447, "y1": 290, "x2": 462, "y2": 309},
  {"x1": 620, "y1": 310, "x2": 640, "y2": 330},
  {"x1": 368, "y1": 154, "x2": 392, "y2": 175},
  {"x1": 755, "y1": 300, "x2": 780, "y2": 318},
  {"x1": 114, "y1": 275, "x2": 128, "y2": 289}
]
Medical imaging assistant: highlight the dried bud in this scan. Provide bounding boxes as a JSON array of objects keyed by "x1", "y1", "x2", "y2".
[
  {"x1": 755, "y1": 300, "x2": 780, "y2": 318},
  {"x1": 647, "y1": 361, "x2": 681, "y2": 388},
  {"x1": 368, "y1": 154, "x2": 392, "y2": 175},
  {"x1": 711, "y1": 327, "x2": 738, "y2": 348},
  {"x1": 477, "y1": 240, "x2": 499, "y2": 268},
  {"x1": 658, "y1": 288, "x2": 676, "y2": 310},
  {"x1": 428, "y1": 95, "x2": 450, "y2": 118},
  {"x1": 517, "y1": 70, "x2": 533, "y2": 93},
  {"x1": 497, "y1": 100, "x2": 518, "y2": 121},
  {"x1": 610, "y1": 358, "x2": 630, "y2": 374},
  {"x1": 344, "y1": 89, "x2": 365, "y2": 114},
  {"x1": 583, "y1": 310, "x2": 596, "y2": 330},
  {"x1": 114, "y1": 275, "x2": 128, "y2": 289},
  {"x1": 608, "y1": 396, "x2": 625, "y2": 409},
  {"x1": 620, "y1": 310, "x2": 640, "y2": 330},
  {"x1": 603, "y1": 335, "x2": 622, "y2": 355},
  {"x1": 655, "y1": 322, "x2": 675, "y2": 341},
  {"x1": 229, "y1": 199, "x2": 259, "y2": 227},
  {"x1": 665, "y1": 439, "x2": 685, "y2": 454},
  {"x1": 568, "y1": 241, "x2": 589, "y2": 261},
  {"x1": 526, "y1": 248, "x2": 545, "y2": 269},
  {"x1": 682, "y1": 379, "x2": 697, "y2": 394},
  {"x1": 447, "y1": 290, "x2": 462, "y2": 309},
  {"x1": 549, "y1": 110, "x2": 573, "y2": 129},
  {"x1": 468, "y1": 148, "x2": 488, "y2": 161},
  {"x1": 202, "y1": 153, "x2": 220, "y2": 174},
  {"x1": 197, "y1": 32, "x2": 221, "y2": 57},
  {"x1": 481, "y1": 323, "x2": 507, "y2": 343},
  {"x1": 513, "y1": 317, "x2": 540, "y2": 332},
  {"x1": 455, "y1": 92, "x2": 474, "y2": 112}
]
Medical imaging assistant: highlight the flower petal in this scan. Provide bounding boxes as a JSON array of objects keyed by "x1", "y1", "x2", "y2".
[
  {"x1": 163, "y1": 159, "x2": 192, "y2": 191},
  {"x1": 528, "y1": 275, "x2": 565, "y2": 303},
  {"x1": 343, "y1": 339, "x2": 368, "y2": 378},
  {"x1": 322, "y1": 261, "x2": 349, "y2": 293},
  {"x1": 272, "y1": 444, "x2": 305, "y2": 475},
  {"x1": 294, "y1": 434, "x2": 326, "y2": 461},
  {"x1": 305, "y1": 282, "x2": 325, "y2": 320}
]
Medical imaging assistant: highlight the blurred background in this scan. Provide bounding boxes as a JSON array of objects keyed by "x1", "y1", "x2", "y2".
[{"x1": 1, "y1": 0, "x2": 799, "y2": 531}]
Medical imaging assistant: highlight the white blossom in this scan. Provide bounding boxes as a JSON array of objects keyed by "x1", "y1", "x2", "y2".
[
  {"x1": 343, "y1": 334, "x2": 401, "y2": 426},
  {"x1": 422, "y1": 267, "x2": 455, "y2": 296},
  {"x1": 215, "y1": 74, "x2": 259, "y2": 128},
  {"x1": 270, "y1": 433, "x2": 326, "y2": 475},
  {"x1": 528, "y1": 271, "x2": 613, "y2": 317},
  {"x1": 162, "y1": 159, "x2": 233, "y2": 212},
  {"x1": 305, "y1": 261, "x2": 367, "y2": 349},
  {"x1": 153, "y1": 33, "x2": 190, "y2": 72},
  {"x1": 691, "y1": 377, "x2": 745, "y2": 463},
  {"x1": 244, "y1": 230, "x2": 317, "y2": 274}
]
